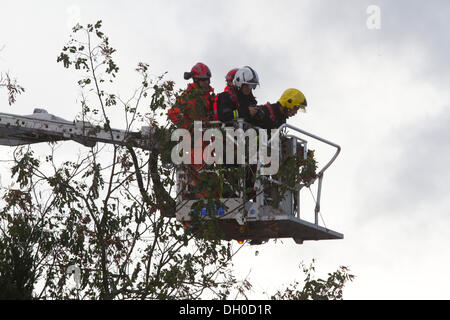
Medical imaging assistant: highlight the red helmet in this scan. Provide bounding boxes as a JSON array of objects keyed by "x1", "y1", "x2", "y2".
[
  {"x1": 225, "y1": 68, "x2": 239, "y2": 82},
  {"x1": 184, "y1": 62, "x2": 211, "y2": 80}
]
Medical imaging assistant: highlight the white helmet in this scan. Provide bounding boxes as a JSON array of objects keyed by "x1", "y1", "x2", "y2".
[{"x1": 233, "y1": 66, "x2": 259, "y2": 89}]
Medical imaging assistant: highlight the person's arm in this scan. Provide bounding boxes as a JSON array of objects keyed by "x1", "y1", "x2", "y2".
[
  {"x1": 248, "y1": 106, "x2": 258, "y2": 117},
  {"x1": 253, "y1": 104, "x2": 274, "y2": 129},
  {"x1": 249, "y1": 93, "x2": 258, "y2": 118}
]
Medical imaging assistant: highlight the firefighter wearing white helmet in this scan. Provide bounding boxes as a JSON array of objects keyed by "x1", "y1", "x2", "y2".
[
  {"x1": 232, "y1": 66, "x2": 260, "y2": 89},
  {"x1": 254, "y1": 88, "x2": 307, "y2": 129},
  {"x1": 213, "y1": 66, "x2": 260, "y2": 124}
]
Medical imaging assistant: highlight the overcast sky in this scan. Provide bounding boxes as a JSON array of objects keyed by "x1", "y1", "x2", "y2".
[{"x1": 1, "y1": 0, "x2": 449, "y2": 299}]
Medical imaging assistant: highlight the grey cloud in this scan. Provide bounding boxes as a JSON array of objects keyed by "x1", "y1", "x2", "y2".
[
  {"x1": 393, "y1": 109, "x2": 450, "y2": 204},
  {"x1": 355, "y1": 107, "x2": 450, "y2": 223},
  {"x1": 374, "y1": 0, "x2": 450, "y2": 85}
]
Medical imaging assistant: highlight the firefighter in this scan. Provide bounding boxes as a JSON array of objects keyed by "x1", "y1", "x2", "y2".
[
  {"x1": 168, "y1": 62, "x2": 215, "y2": 129},
  {"x1": 212, "y1": 66, "x2": 259, "y2": 124},
  {"x1": 252, "y1": 89, "x2": 308, "y2": 205},
  {"x1": 254, "y1": 88, "x2": 307, "y2": 129},
  {"x1": 225, "y1": 68, "x2": 239, "y2": 88},
  {"x1": 167, "y1": 62, "x2": 215, "y2": 199},
  {"x1": 211, "y1": 67, "x2": 261, "y2": 200}
]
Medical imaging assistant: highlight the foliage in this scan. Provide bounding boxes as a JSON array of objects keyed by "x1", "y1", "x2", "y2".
[
  {"x1": 298, "y1": 150, "x2": 318, "y2": 185},
  {"x1": 271, "y1": 260, "x2": 355, "y2": 300},
  {"x1": 1, "y1": 21, "x2": 239, "y2": 299},
  {"x1": 258, "y1": 141, "x2": 319, "y2": 208},
  {"x1": 0, "y1": 72, "x2": 25, "y2": 105},
  {"x1": 0, "y1": 20, "x2": 350, "y2": 300}
]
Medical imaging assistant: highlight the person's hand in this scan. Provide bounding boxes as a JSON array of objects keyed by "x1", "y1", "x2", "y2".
[{"x1": 249, "y1": 106, "x2": 257, "y2": 117}]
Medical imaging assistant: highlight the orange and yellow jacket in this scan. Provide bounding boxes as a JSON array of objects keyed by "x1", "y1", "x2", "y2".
[{"x1": 168, "y1": 83, "x2": 215, "y2": 129}]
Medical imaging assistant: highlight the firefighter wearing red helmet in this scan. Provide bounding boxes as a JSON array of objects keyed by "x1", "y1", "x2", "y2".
[
  {"x1": 225, "y1": 68, "x2": 239, "y2": 87},
  {"x1": 167, "y1": 62, "x2": 215, "y2": 199},
  {"x1": 168, "y1": 62, "x2": 215, "y2": 129}
]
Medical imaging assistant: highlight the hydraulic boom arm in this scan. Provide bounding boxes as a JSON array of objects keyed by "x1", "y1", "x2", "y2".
[{"x1": 0, "y1": 108, "x2": 151, "y2": 149}]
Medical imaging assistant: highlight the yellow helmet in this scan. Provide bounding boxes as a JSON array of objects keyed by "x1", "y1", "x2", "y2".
[{"x1": 278, "y1": 88, "x2": 307, "y2": 111}]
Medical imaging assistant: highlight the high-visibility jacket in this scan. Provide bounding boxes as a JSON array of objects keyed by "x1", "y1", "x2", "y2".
[
  {"x1": 168, "y1": 83, "x2": 214, "y2": 129},
  {"x1": 168, "y1": 83, "x2": 217, "y2": 198},
  {"x1": 213, "y1": 86, "x2": 257, "y2": 124},
  {"x1": 212, "y1": 86, "x2": 238, "y2": 121}
]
